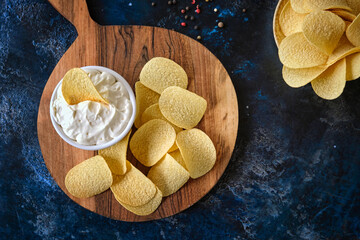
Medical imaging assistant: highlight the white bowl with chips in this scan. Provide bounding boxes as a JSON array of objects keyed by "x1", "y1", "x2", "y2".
[{"x1": 49, "y1": 66, "x2": 136, "y2": 151}]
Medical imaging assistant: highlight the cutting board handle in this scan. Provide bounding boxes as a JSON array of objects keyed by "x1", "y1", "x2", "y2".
[{"x1": 48, "y1": 0, "x2": 97, "y2": 33}]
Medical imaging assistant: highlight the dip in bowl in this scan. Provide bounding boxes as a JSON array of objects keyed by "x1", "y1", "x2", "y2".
[{"x1": 50, "y1": 66, "x2": 136, "y2": 151}]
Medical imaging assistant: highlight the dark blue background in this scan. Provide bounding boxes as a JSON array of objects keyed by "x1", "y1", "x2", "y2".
[{"x1": 1, "y1": 0, "x2": 360, "y2": 239}]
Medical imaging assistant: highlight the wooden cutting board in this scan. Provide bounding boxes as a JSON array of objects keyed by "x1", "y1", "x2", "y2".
[{"x1": 37, "y1": 0, "x2": 238, "y2": 221}]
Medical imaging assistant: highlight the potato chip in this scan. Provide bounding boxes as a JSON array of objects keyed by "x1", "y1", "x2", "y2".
[
  {"x1": 347, "y1": 0, "x2": 360, "y2": 15},
  {"x1": 168, "y1": 143, "x2": 178, "y2": 153},
  {"x1": 139, "y1": 57, "x2": 188, "y2": 94},
  {"x1": 65, "y1": 155, "x2": 112, "y2": 198},
  {"x1": 111, "y1": 161, "x2": 157, "y2": 206},
  {"x1": 130, "y1": 119, "x2": 176, "y2": 167},
  {"x1": 147, "y1": 154, "x2": 190, "y2": 197},
  {"x1": 311, "y1": 59, "x2": 346, "y2": 100},
  {"x1": 302, "y1": 11, "x2": 345, "y2": 55},
  {"x1": 114, "y1": 187, "x2": 162, "y2": 216},
  {"x1": 176, "y1": 129, "x2": 216, "y2": 179},
  {"x1": 327, "y1": 35, "x2": 360, "y2": 64},
  {"x1": 169, "y1": 149, "x2": 187, "y2": 170},
  {"x1": 303, "y1": 0, "x2": 350, "y2": 12},
  {"x1": 141, "y1": 104, "x2": 180, "y2": 153},
  {"x1": 290, "y1": 0, "x2": 308, "y2": 13},
  {"x1": 141, "y1": 104, "x2": 182, "y2": 133},
  {"x1": 273, "y1": 0, "x2": 288, "y2": 46},
  {"x1": 346, "y1": 53, "x2": 360, "y2": 81},
  {"x1": 280, "y1": 2, "x2": 307, "y2": 36},
  {"x1": 61, "y1": 68, "x2": 108, "y2": 105},
  {"x1": 99, "y1": 130, "x2": 131, "y2": 175},
  {"x1": 331, "y1": 9, "x2": 356, "y2": 22},
  {"x1": 345, "y1": 21, "x2": 352, "y2": 30},
  {"x1": 134, "y1": 82, "x2": 160, "y2": 128},
  {"x1": 282, "y1": 65, "x2": 327, "y2": 88},
  {"x1": 346, "y1": 14, "x2": 360, "y2": 47},
  {"x1": 159, "y1": 86, "x2": 207, "y2": 129},
  {"x1": 279, "y1": 32, "x2": 329, "y2": 68}
]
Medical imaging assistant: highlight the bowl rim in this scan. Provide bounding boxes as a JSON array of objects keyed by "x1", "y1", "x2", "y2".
[{"x1": 49, "y1": 66, "x2": 136, "y2": 151}]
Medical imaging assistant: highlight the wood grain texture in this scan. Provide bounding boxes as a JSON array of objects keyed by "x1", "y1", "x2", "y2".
[{"x1": 37, "y1": 0, "x2": 238, "y2": 221}]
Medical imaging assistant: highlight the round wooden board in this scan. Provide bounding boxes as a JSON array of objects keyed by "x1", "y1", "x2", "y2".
[{"x1": 37, "y1": 0, "x2": 238, "y2": 222}]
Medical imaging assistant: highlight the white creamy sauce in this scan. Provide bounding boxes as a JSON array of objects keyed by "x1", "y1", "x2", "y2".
[{"x1": 52, "y1": 70, "x2": 132, "y2": 145}]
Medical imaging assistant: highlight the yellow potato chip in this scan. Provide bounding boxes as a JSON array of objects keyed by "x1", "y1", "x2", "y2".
[
  {"x1": 345, "y1": 21, "x2": 352, "y2": 30},
  {"x1": 139, "y1": 57, "x2": 188, "y2": 94},
  {"x1": 279, "y1": 32, "x2": 329, "y2": 68},
  {"x1": 331, "y1": 9, "x2": 356, "y2": 22},
  {"x1": 280, "y1": 2, "x2": 307, "y2": 36},
  {"x1": 61, "y1": 68, "x2": 108, "y2": 105},
  {"x1": 141, "y1": 104, "x2": 180, "y2": 153},
  {"x1": 290, "y1": 0, "x2": 308, "y2": 13},
  {"x1": 176, "y1": 129, "x2": 216, "y2": 179},
  {"x1": 134, "y1": 82, "x2": 160, "y2": 128},
  {"x1": 311, "y1": 59, "x2": 346, "y2": 100},
  {"x1": 346, "y1": 53, "x2": 360, "y2": 81},
  {"x1": 302, "y1": 11, "x2": 345, "y2": 55},
  {"x1": 169, "y1": 149, "x2": 187, "y2": 170},
  {"x1": 168, "y1": 142, "x2": 178, "y2": 153},
  {"x1": 65, "y1": 155, "x2": 112, "y2": 198},
  {"x1": 111, "y1": 161, "x2": 157, "y2": 206},
  {"x1": 303, "y1": 0, "x2": 350, "y2": 12},
  {"x1": 114, "y1": 187, "x2": 162, "y2": 216},
  {"x1": 327, "y1": 35, "x2": 360, "y2": 64},
  {"x1": 346, "y1": 14, "x2": 360, "y2": 47},
  {"x1": 159, "y1": 86, "x2": 207, "y2": 129},
  {"x1": 99, "y1": 130, "x2": 131, "y2": 175},
  {"x1": 130, "y1": 119, "x2": 176, "y2": 167},
  {"x1": 273, "y1": 0, "x2": 288, "y2": 46},
  {"x1": 141, "y1": 104, "x2": 182, "y2": 133},
  {"x1": 147, "y1": 154, "x2": 190, "y2": 197},
  {"x1": 347, "y1": 0, "x2": 360, "y2": 15},
  {"x1": 282, "y1": 65, "x2": 328, "y2": 88}
]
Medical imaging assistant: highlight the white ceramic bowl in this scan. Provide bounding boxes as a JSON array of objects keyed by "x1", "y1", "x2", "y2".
[{"x1": 49, "y1": 66, "x2": 136, "y2": 151}]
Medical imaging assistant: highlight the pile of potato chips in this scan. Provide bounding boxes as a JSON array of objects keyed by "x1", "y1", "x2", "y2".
[
  {"x1": 274, "y1": 0, "x2": 360, "y2": 100},
  {"x1": 64, "y1": 57, "x2": 216, "y2": 216}
]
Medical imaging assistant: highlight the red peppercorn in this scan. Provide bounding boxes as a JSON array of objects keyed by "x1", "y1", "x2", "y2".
[
  {"x1": 181, "y1": 9, "x2": 185, "y2": 14},
  {"x1": 192, "y1": 0, "x2": 196, "y2": 5},
  {"x1": 195, "y1": 4, "x2": 200, "y2": 14},
  {"x1": 181, "y1": 22, "x2": 186, "y2": 27}
]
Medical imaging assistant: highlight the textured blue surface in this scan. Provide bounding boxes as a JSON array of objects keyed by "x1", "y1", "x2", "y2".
[{"x1": 1, "y1": 0, "x2": 360, "y2": 239}]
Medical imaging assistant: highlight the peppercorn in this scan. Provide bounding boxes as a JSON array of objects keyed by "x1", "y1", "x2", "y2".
[{"x1": 218, "y1": 22, "x2": 224, "y2": 28}]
